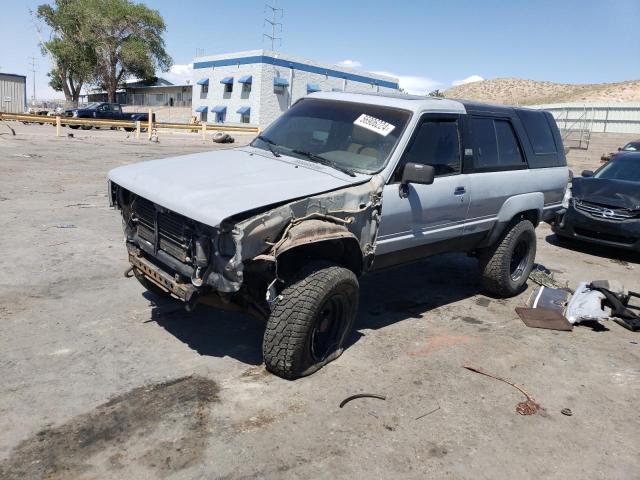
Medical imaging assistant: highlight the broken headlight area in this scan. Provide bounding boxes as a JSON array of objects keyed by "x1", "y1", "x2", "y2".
[{"x1": 112, "y1": 185, "x2": 235, "y2": 291}]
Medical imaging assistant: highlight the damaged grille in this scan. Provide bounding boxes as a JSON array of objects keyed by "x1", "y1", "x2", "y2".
[
  {"x1": 132, "y1": 197, "x2": 191, "y2": 262},
  {"x1": 574, "y1": 200, "x2": 636, "y2": 221}
]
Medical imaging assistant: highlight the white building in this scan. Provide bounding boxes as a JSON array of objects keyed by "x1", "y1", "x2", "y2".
[{"x1": 191, "y1": 49, "x2": 399, "y2": 128}]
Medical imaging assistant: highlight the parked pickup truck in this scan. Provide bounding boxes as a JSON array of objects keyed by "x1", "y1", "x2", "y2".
[
  {"x1": 108, "y1": 92, "x2": 568, "y2": 379},
  {"x1": 63, "y1": 102, "x2": 152, "y2": 130}
]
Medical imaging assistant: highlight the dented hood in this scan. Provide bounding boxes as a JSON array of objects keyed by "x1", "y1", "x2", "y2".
[
  {"x1": 572, "y1": 177, "x2": 640, "y2": 211},
  {"x1": 108, "y1": 147, "x2": 363, "y2": 227}
]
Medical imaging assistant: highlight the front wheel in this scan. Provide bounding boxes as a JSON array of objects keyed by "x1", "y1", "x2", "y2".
[
  {"x1": 479, "y1": 219, "x2": 536, "y2": 297},
  {"x1": 263, "y1": 262, "x2": 359, "y2": 379}
]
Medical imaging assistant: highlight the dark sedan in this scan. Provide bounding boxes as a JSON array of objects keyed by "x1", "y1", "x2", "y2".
[{"x1": 553, "y1": 152, "x2": 640, "y2": 251}]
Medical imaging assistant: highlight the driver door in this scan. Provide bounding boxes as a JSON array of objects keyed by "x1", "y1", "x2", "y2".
[{"x1": 375, "y1": 114, "x2": 471, "y2": 263}]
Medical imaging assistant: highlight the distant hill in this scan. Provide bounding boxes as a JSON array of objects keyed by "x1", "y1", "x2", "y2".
[{"x1": 444, "y1": 78, "x2": 640, "y2": 105}]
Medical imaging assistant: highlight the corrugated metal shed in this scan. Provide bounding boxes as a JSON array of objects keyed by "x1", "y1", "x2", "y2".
[
  {"x1": 533, "y1": 102, "x2": 640, "y2": 134},
  {"x1": 0, "y1": 73, "x2": 27, "y2": 113}
]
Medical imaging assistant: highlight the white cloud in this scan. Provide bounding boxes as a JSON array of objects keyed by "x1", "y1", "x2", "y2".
[
  {"x1": 372, "y1": 71, "x2": 441, "y2": 95},
  {"x1": 451, "y1": 74, "x2": 484, "y2": 87},
  {"x1": 337, "y1": 59, "x2": 363, "y2": 69},
  {"x1": 162, "y1": 63, "x2": 194, "y2": 85}
]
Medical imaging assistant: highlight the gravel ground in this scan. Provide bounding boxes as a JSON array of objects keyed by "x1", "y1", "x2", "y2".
[{"x1": 0, "y1": 124, "x2": 638, "y2": 479}]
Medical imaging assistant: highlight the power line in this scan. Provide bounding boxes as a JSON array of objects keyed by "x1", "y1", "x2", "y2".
[
  {"x1": 28, "y1": 56, "x2": 38, "y2": 103},
  {"x1": 263, "y1": 3, "x2": 283, "y2": 51}
]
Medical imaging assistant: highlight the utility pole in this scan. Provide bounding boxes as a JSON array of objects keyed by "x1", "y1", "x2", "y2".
[
  {"x1": 263, "y1": 3, "x2": 283, "y2": 51},
  {"x1": 28, "y1": 56, "x2": 38, "y2": 105}
]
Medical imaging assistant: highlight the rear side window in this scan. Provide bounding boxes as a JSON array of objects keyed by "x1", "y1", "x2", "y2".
[
  {"x1": 471, "y1": 118, "x2": 498, "y2": 169},
  {"x1": 495, "y1": 120, "x2": 525, "y2": 166},
  {"x1": 470, "y1": 117, "x2": 525, "y2": 171},
  {"x1": 517, "y1": 109, "x2": 557, "y2": 154}
]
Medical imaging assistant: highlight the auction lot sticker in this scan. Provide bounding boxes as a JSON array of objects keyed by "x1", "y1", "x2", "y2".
[{"x1": 354, "y1": 114, "x2": 396, "y2": 137}]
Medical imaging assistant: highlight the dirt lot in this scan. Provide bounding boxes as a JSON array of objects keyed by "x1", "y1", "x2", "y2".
[{"x1": 1, "y1": 124, "x2": 639, "y2": 479}]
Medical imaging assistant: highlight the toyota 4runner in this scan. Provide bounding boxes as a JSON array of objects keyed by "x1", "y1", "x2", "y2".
[{"x1": 108, "y1": 92, "x2": 568, "y2": 379}]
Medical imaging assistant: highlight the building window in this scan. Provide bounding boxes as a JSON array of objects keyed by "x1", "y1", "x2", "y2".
[
  {"x1": 201, "y1": 83, "x2": 208, "y2": 96},
  {"x1": 273, "y1": 77, "x2": 289, "y2": 94},
  {"x1": 242, "y1": 83, "x2": 251, "y2": 94},
  {"x1": 220, "y1": 77, "x2": 234, "y2": 94},
  {"x1": 216, "y1": 111, "x2": 225, "y2": 123},
  {"x1": 237, "y1": 106, "x2": 250, "y2": 124},
  {"x1": 201, "y1": 111, "x2": 208, "y2": 122}
]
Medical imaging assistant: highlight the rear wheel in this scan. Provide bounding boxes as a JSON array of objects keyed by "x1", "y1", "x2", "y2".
[
  {"x1": 81, "y1": 125, "x2": 92, "y2": 130},
  {"x1": 479, "y1": 219, "x2": 536, "y2": 297},
  {"x1": 263, "y1": 261, "x2": 359, "y2": 379},
  {"x1": 68, "y1": 125, "x2": 80, "y2": 130}
]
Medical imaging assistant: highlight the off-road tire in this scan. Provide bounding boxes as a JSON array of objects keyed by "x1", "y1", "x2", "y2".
[
  {"x1": 263, "y1": 261, "x2": 359, "y2": 380},
  {"x1": 80, "y1": 125, "x2": 93, "y2": 130},
  {"x1": 132, "y1": 267, "x2": 173, "y2": 300},
  {"x1": 479, "y1": 220, "x2": 536, "y2": 297},
  {"x1": 68, "y1": 125, "x2": 80, "y2": 130}
]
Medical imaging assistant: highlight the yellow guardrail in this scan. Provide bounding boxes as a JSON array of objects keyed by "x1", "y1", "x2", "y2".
[{"x1": 0, "y1": 111, "x2": 259, "y2": 139}]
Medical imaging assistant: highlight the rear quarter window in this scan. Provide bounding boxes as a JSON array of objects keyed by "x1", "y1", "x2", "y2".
[{"x1": 516, "y1": 109, "x2": 566, "y2": 168}]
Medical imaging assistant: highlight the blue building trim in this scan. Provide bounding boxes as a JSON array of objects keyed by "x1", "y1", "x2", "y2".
[{"x1": 193, "y1": 55, "x2": 399, "y2": 89}]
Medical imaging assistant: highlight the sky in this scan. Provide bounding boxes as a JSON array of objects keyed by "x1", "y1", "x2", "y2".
[{"x1": 1, "y1": 0, "x2": 639, "y2": 100}]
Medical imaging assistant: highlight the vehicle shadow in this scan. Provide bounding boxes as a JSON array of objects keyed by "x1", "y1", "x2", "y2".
[
  {"x1": 146, "y1": 294, "x2": 265, "y2": 366},
  {"x1": 347, "y1": 253, "x2": 484, "y2": 346},
  {"x1": 545, "y1": 233, "x2": 640, "y2": 264},
  {"x1": 144, "y1": 252, "x2": 489, "y2": 367}
]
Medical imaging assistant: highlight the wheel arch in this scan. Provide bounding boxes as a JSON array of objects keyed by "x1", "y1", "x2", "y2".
[
  {"x1": 479, "y1": 193, "x2": 544, "y2": 248},
  {"x1": 273, "y1": 219, "x2": 364, "y2": 277}
]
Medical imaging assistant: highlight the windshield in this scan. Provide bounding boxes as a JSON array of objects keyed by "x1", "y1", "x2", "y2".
[
  {"x1": 595, "y1": 158, "x2": 640, "y2": 182},
  {"x1": 622, "y1": 142, "x2": 640, "y2": 151},
  {"x1": 252, "y1": 98, "x2": 411, "y2": 174},
  {"x1": 81, "y1": 102, "x2": 101, "y2": 110}
]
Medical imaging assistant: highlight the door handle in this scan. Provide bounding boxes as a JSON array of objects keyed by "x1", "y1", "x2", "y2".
[{"x1": 454, "y1": 186, "x2": 466, "y2": 195}]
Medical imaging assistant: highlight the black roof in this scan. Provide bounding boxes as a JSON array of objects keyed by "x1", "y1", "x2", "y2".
[{"x1": 458, "y1": 99, "x2": 539, "y2": 115}]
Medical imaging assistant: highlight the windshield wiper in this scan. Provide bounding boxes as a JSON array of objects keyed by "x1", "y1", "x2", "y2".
[
  {"x1": 291, "y1": 149, "x2": 356, "y2": 177},
  {"x1": 255, "y1": 135, "x2": 281, "y2": 157}
]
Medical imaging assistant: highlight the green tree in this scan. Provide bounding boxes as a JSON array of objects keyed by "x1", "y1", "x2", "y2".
[
  {"x1": 36, "y1": 1, "x2": 96, "y2": 105},
  {"x1": 37, "y1": 0, "x2": 172, "y2": 104},
  {"x1": 86, "y1": 0, "x2": 172, "y2": 102},
  {"x1": 428, "y1": 89, "x2": 445, "y2": 98}
]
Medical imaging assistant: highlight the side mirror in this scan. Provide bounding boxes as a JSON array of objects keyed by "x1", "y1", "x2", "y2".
[
  {"x1": 581, "y1": 170, "x2": 594, "y2": 177},
  {"x1": 401, "y1": 163, "x2": 435, "y2": 186},
  {"x1": 617, "y1": 147, "x2": 622, "y2": 151}
]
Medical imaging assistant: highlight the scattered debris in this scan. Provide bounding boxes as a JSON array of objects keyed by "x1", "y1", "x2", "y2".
[
  {"x1": 516, "y1": 307, "x2": 573, "y2": 331},
  {"x1": 526, "y1": 285, "x2": 571, "y2": 312},
  {"x1": 64, "y1": 202, "x2": 96, "y2": 208},
  {"x1": 588, "y1": 281, "x2": 640, "y2": 331},
  {"x1": 529, "y1": 264, "x2": 568, "y2": 289},
  {"x1": 415, "y1": 405, "x2": 441, "y2": 421},
  {"x1": 1, "y1": 121, "x2": 16, "y2": 136},
  {"x1": 11, "y1": 153, "x2": 41, "y2": 158},
  {"x1": 339, "y1": 393, "x2": 386, "y2": 409},
  {"x1": 561, "y1": 408, "x2": 573, "y2": 416},
  {"x1": 54, "y1": 224, "x2": 76, "y2": 229},
  {"x1": 566, "y1": 281, "x2": 612, "y2": 324},
  {"x1": 67, "y1": 133, "x2": 74, "y2": 138},
  {"x1": 212, "y1": 132, "x2": 234, "y2": 143},
  {"x1": 463, "y1": 365, "x2": 541, "y2": 416}
]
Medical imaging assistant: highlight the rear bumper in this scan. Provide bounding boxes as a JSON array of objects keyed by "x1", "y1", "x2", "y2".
[{"x1": 552, "y1": 206, "x2": 640, "y2": 251}]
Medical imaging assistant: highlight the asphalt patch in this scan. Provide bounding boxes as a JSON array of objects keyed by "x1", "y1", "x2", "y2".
[{"x1": 0, "y1": 376, "x2": 219, "y2": 479}]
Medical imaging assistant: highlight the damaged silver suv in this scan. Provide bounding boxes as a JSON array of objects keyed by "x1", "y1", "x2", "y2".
[{"x1": 108, "y1": 92, "x2": 568, "y2": 379}]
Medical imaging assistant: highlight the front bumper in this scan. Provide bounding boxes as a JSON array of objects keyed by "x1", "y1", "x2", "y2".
[
  {"x1": 128, "y1": 250, "x2": 198, "y2": 303},
  {"x1": 552, "y1": 205, "x2": 640, "y2": 251}
]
